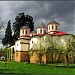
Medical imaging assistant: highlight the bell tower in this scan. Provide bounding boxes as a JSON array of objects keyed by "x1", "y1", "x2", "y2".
[
  {"x1": 20, "y1": 26, "x2": 30, "y2": 38},
  {"x1": 37, "y1": 22, "x2": 47, "y2": 34},
  {"x1": 47, "y1": 19, "x2": 60, "y2": 34}
]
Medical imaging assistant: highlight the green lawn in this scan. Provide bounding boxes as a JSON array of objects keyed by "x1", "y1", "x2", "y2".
[{"x1": 0, "y1": 61, "x2": 75, "y2": 74}]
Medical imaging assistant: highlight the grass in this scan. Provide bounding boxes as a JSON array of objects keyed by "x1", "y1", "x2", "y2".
[{"x1": 0, "y1": 61, "x2": 75, "y2": 74}]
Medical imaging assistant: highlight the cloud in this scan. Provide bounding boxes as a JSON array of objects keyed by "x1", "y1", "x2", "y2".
[{"x1": 0, "y1": 1, "x2": 74, "y2": 47}]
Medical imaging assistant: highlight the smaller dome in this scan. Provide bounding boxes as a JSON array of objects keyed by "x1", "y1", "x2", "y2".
[
  {"x1": 48, "y1": 20, "x2": 60, "y2": 25},
  {"x1": 21, "y1": 26, "x2": 30, "y2": 29},
  {"x1": 37, "y1": 22, "x2": 47, "y2": 28}
]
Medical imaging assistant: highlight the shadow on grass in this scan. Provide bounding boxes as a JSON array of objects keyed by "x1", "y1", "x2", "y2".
[
  {"x1": 0, "y1": 68, "x2": 9, "y2": 73},
  {"x1": 69, "y1": 66, "x2": 75, "y2": 69},
  {"x1": 40, "y1": 63, "x2": 75, "y2": 69},
  {"x1": 0, "y1": 68, "x2": 32, "y2": 74}
]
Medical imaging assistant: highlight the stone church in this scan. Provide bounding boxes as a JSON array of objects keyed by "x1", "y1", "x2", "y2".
[{"x1": 11, "y1": 19, "x2": 75, "y2": 63}]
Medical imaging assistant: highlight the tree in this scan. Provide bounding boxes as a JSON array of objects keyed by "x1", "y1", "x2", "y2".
[
  {"x1": 2, "y1": 20, "x2": 13, "y2": 46},
  {"x1": 13, "y1": 12, "x2": 34, "y2": 43},
  {"x1": 62, "y1": 35, "x2": 75, "y2": 67},
  {"x1": 39, "y1": 34, "x2": 58, "y2": 64},
  {"x1": 65, "y1": 38, "x2": 75, "y2": 67}
]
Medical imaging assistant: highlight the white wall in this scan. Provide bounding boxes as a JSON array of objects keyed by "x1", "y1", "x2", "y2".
[
  {"x1": 15, "y1": 39, "x2": 30, "y2": 51},
  {"x1": 30, "y1": 37, "x2": 40, "y2": 49},
  {"x1": 15, "y1": 40, "x2": 21, "y2": 51}
]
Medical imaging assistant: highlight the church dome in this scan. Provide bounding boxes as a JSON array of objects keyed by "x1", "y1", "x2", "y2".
[
  {"x1": 48, "y1": 20, "x2": 60, "y2": 25},
  {"x1": 37, "y1": 22, "x2": 47, "y2": 28}
]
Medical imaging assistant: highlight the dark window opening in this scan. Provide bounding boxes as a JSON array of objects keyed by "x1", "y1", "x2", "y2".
[
  {"x1": 17, "y1": 43, "x2": 18, "y2": 46},
  {"x1": 26, "y1": 30, "x2": 27, "y2": 34},
  {"x1": 52, "y1": 25, "x2": 53, "y2": 29},
  {"x1": 40, "y1": 29, "x2": 42, "y2": 33},
  {"x1": 56, "y1": 26, "x2": 57, "y2": 30},
  {"x1": 49, "y1": 26, "x2": 50, "y2": 30},
  {"x1": 32, "y1": 41, "x2": 33, "y2": 44},
  {"x1": 22, "y1": 30, "x2": 24, "y2": 34}
]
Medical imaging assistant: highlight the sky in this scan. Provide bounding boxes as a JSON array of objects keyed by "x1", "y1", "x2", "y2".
[{"x1": 0, "y1": 1, "x2": 75, "y2": 48}]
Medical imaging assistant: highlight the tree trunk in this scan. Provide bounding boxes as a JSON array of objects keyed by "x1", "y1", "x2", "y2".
[
  {"x1": 66, "y1": 53, "x2": 69, "y2": 67},
  {"x1": 39, "y1": 53, "x2": 42, "y2": 64},
  {"x1": 52, "y1": 50, "x2": 53, "y2": 63},
  {"x1": 58, "y1": 53, "x2": 60, "y2": 63}
]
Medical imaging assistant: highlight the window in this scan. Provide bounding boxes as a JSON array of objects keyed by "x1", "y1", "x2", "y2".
[
  {"x1": 16, "y1": 43, "x2": 18, "y2": 46},
  {"x1": 22, "y1": 30, "x2": 24, "y2": 34},
  {"x1": 49, "y1": 26, "x2": 50, "y2": 30},
  {"x1": 52, "y1": 25, "x2": 53, "y2": 29},
  {"x1": 56, "y1": 26, "x2": 57, "y2": 30},
  {"x1": 32, "y1": 41, "x2": 33, "y2": 44},
  {"x1": 40, "y1": 29, "x2": 42, "y2": 33},
  {"x1": 26, "y1": 30, "x2": 27, "y2": 34}
]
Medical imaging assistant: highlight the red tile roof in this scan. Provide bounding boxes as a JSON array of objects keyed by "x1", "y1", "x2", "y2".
[
  {"x1": 51, "y1": 31, "x2": 68, "y2": 36},
  {"x1": 33, "y1": 31, "x2": 68, "y2": 36}
]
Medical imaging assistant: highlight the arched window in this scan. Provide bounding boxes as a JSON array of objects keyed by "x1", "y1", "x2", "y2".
[
  {"x1": 22, "y1": 30, "x2": 24, "y2": 34},
  {"x1": 32, "y1": 41, "x2": 33, "y2": 44},
  {"x1": 56, "y1": 26, "x2": 57, "y2": 30},
  {"x1": 26, "y1": 30, "x2": 27, "y2": 34},
  {"x1": 52, "y1": 25, "x2": 53, "y2": 29},
  {"x1": 49, "y1": 26, "x2": 50, "y2": 30},
  {"x1": 40, "y1": 29, "x2": 42, "y2": 33}
]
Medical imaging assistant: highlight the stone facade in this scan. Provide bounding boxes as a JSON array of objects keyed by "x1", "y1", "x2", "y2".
[
  {"x1": 29, "y1": 50, "x2": 75, "y2": 64},
  {"x1": 14, "y1": 51, "x2": 29, "y2": 62}
]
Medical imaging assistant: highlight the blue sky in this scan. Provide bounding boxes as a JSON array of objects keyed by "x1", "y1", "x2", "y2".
[{"x1": 0, "y1": 1, "x2": 75, "y2": 48}]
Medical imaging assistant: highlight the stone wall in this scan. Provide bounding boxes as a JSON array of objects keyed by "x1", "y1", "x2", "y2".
[
  {"x1": 14, "y1": 51, "x2": 28, "y2": 62},
  {"x1": 29, "y1": 50, "x2": 75, "y2": 64}
]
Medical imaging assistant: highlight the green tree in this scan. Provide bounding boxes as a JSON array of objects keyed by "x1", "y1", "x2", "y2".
[
  {"x1": 2, "y1": 20, "x2": 13, "y2": 46},
  {"x1": 64, "y1": 37, "x2": 75, "y2": 67},
  {"x1": 13, "y1": 12, "x2": 34, "y2": 43},
  {"x1": 58, "y1": 35, "x2": 75, "y2": 67}
]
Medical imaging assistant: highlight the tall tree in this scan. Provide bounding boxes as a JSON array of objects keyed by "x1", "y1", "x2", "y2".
[
  {"x1": 2, "y1": 20, "x2": 13, "y2": 46},
  {"x1": 13, "y1": 12, "x2": 34, "y2": 43}
]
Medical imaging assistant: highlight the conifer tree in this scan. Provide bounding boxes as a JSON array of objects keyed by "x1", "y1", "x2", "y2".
[{"x1": 2, "y1": 20, "x2": 13, "y2": 46}]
